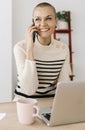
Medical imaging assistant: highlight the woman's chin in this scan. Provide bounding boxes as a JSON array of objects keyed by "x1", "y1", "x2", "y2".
[{"x1": 39, "y1": 34, "x2": 51, "y2": 39}]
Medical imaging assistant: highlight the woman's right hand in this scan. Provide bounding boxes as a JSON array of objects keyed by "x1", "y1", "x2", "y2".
[
  {"x1": 25, "y1": 24, "x2": 38, "y2": 60},
  {"x1": 25, "y1": 24, "x2": 38, "y2": 51}
]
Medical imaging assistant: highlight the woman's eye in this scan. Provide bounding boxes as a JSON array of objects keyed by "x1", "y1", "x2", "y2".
[
  {"x1": 35, "y1": 18, "x2": 41, "y2": 22},
  {"x1": 46, "y1": 18, "x2": 52, "y2": 20}
]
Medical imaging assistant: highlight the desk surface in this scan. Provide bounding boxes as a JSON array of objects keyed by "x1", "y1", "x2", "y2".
[{"x1": 0, "y1": 98, "x2": 85, "y2": 130}]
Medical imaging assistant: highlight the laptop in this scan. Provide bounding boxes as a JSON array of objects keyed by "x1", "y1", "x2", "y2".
[{"x1": 38, "y1": 81, "x2": 85, "y2": 126}]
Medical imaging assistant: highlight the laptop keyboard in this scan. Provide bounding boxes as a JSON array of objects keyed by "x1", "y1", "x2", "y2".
[{"x1": 42, "y1": 113, "x2": 51, "y2": 120}]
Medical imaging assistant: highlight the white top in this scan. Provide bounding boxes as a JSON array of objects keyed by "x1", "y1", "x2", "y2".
[{"x1": 14, "y1": 38, "x2": 71, "y2": 98}]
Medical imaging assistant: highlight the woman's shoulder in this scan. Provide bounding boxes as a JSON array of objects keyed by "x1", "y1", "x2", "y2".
[
  {"x1": 13, "y1": 40, "x2": 27, "y2": 55},
  {"x1": 53, "y1": 39, "x2": 69, "y2": 51},
  {"x1": 14, "y1": 40, "x2": 26, "y2": 48},
  {"x1": 14, "y1": 40, "x2": 26, "y2": 53}
]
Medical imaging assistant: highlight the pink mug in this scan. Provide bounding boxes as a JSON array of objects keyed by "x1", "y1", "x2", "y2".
[{"x1": 16, "y1": 98, "x2": 39, "y2": 125}]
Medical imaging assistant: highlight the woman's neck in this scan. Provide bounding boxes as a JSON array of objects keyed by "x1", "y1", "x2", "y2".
[{"x1": 37, "y1": 36, "x2": 51, "y2": 46}]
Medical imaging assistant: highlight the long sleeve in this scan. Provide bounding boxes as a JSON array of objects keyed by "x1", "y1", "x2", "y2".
[
  {"x1": 14, "y1": 41, "x2": 39, "y2": 95},
  {"x1": 58, "y1": 46, "x2": 71, "y2": 82}
]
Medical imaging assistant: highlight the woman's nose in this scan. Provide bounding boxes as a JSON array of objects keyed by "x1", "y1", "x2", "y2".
[{"x1": 40, "y1": 19, "x2": 47, "y2": 26}]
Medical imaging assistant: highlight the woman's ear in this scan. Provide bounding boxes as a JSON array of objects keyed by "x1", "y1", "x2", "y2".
[
  {"x1": 55, "y1": 17, "x2": 58, "y2": 25},
  {"x1": 54, "y1": 17, "x2": 58, "y2": 28}
]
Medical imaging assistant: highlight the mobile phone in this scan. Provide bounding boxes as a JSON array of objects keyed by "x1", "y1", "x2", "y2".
[
  {"x1": 33, "y1": 31, "x2": 36, "y2": 43},
  {"x1": 32, "y1": 19, "x2": 38, "y2": 42}
]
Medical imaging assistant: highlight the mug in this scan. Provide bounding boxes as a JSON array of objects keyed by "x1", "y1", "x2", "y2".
[{"x1": 16, "y1": 98, "x2": 39, "y2": 125}]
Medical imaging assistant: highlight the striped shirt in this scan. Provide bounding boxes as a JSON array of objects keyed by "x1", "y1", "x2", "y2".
[
  {"x1": 14, "y1": 38, "x2": 70, "y2": 99},
  {"x1": 35, "y1": 59, "x2": 65, "y2": 95}
]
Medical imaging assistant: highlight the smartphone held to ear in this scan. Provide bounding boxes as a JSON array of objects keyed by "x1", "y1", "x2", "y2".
[
  {"x1": 32, "y1": 19, "x2": 38, "y2": 43},
  {"x1": 33, "y1": 31, "x2": 37, "y2": 43}
]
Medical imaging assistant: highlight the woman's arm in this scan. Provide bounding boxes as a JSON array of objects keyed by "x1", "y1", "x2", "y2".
[
  {"x1": 58, "y1": 46, "x2": 71, "y2": 82},
  {"x1": 14, "y1": 24, "x2": 39, "y2": 95},
  {"x1": 14, "y1": 42, "x2": 39, "y2": 95}
]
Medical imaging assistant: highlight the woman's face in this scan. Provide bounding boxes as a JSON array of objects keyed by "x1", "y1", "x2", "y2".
[{"x1": 33, "y1": 6, "x2": 57, "y2": 39}]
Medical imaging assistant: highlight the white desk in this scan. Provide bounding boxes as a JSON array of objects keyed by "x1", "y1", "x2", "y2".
[{"x1": 0, "y1": 98, "x2": 85, "y2": 130}]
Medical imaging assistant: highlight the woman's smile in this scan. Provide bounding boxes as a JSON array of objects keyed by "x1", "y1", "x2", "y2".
[{"x1": 39, "y1": 28, "x2": 50, "y2": 32}]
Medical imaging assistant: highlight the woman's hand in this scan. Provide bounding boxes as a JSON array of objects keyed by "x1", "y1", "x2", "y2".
[
  {"x1": 25, "y1": 24, "x2": 38, "y2": 60},
  {"x1": 25, "y1": 24, "x2": 37, "y2": 51}
]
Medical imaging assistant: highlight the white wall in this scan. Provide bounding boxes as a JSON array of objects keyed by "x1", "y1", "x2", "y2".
[{"x1": 0, "y1": 0, "x2": 12, "y2": 102}]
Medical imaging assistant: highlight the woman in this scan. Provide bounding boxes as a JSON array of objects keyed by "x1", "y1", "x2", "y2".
[{"x1": 14, "y1": 2, "x2": 71, "y2": 100}]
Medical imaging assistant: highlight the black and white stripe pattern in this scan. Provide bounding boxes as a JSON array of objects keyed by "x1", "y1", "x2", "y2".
[
  {"x1": 15, "y1": 59, "x2": 65, "y2": 98},
  {"x1": 35, "y1": 59, "x2": 65, "y2": 95}
]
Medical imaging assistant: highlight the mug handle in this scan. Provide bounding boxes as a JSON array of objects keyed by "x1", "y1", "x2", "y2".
[{"x1": 33, "y1": 106, "x2": 39, "y2": 117}]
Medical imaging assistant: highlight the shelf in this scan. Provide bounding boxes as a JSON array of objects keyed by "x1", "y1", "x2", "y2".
[
  {"x1": 54, "y1": 29, "x2": 71, "y2": 33},
  {"x1": 53, "y1": 11, "x2": 74, "y2": 80}
]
